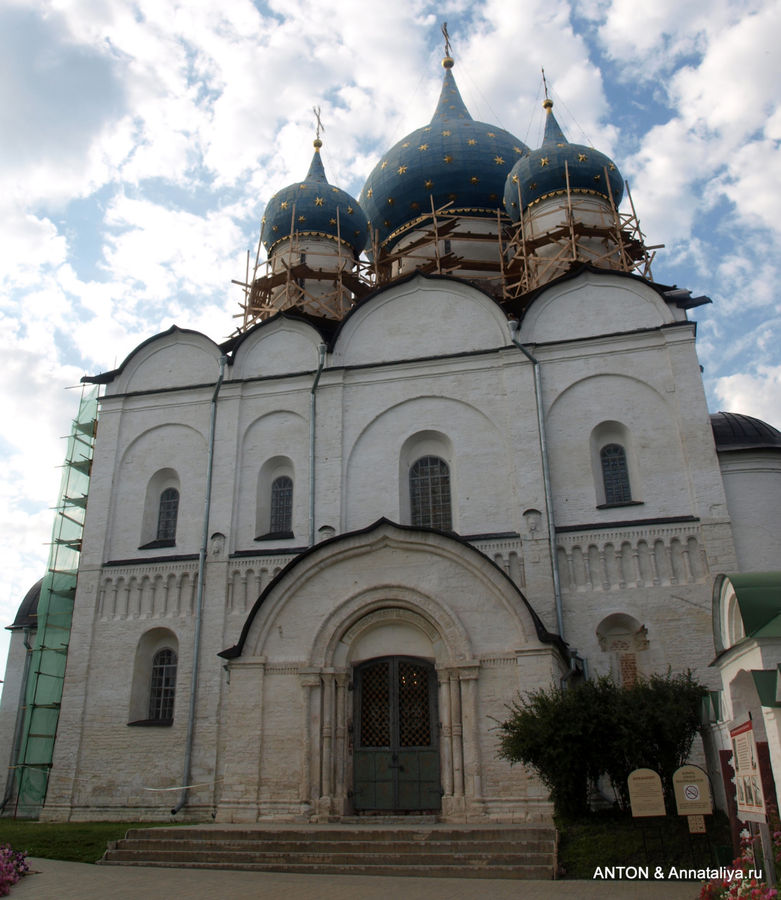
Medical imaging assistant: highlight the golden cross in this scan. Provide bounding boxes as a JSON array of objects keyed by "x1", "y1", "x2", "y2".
[
  {"x1": 441, "y1": 22, "x2": 452, "y2": 58},
  {"x1": 313, "y1": 106, "x2": 324, "y2": 141}
]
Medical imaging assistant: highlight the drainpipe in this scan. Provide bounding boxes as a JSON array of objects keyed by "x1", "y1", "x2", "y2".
[
  {"x1": 173, "y1": 354, "x2": 227, "y2": 815},
  {"x1": 508, "y1": 322, "x2": 565, "y2": 640},
  {"x1": 309, "y1": 345, "x2": 326, "y2": 547}
]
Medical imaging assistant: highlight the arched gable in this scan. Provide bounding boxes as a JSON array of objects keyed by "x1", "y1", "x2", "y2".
[
  {"x1": 231, "y1": 316, "x2": 324, "y2": 379},
  {"x1": 220, "y1": 519, "x2": 566, "y2": 666},
  {"x1": 106, "y1": 327, "x2": 223, "y2": 395},
  {"x1": 519, "y1": 269, "x2": 675, "y2": 344},
  {"x1": 332, "y1": 274, "x2": 511, "y2": 367}
]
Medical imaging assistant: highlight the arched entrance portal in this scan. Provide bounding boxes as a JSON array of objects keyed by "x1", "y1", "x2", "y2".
[{"x1": 353, "y1": 656, "x2": 441, "y2": 812}]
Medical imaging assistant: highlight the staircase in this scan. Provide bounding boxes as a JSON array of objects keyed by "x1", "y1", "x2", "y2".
[{"x1": 100, "y1": 823, "x2": 557, "y2": 879}]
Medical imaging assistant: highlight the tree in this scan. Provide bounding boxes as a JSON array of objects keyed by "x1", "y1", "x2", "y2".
[{"x1": 497, "y1": 672, "x2": 707, "y2": 817}]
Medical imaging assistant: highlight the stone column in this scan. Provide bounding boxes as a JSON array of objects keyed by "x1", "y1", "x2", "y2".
[
  {"x1": 299, "y1": 669, "x2": 322, "y2": 817},
  {"x1": 449, "y1": 672, "x2": 464, "y2": 804},
  {"x1": 438, "y1": 669, "x2": 454, "y2": 799},
  {"x1": 459, "y1": 664, "x2": 485, "y2": 818},
  {"x1": 319, "y1": 670, "x2": 335, "y2": 817},
  {"x1": 333, "y1": 671, "x2": 349, "y2": 815}
]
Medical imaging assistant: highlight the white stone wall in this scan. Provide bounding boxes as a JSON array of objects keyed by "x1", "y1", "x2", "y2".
[{"x1": 41, "y1": 269, "x2": 743, "y2": 822}]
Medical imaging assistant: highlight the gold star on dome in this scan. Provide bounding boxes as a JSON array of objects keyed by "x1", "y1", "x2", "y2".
[
  {"x1": 402, "y1": 141, "x2": 410, "y2": 147},
  {"x1": 299, "y1": 184, "x2": 307, "y2": 189},
  {"x1": 467, "y1": 139, "x2": 477, "y2": 146},
  {"x1": 367, "y1": 188, "x2": 373, "y2": 197},
  {"x1": 397, "y1": 165, "x2": 407, "y2": 174},
  {"x1": 494, "y1": 156, "x2": 505, "y2": 165},
  {"x1": 609, "y1": 164, "x2": 616, "y2": 171},
  {"x1": 470, "y1": 176, "x2": 479, "y2": 184},
  {"x1": 410, "y1": 201, "x2": 419, "y2": 209},
  {"x1": 540, "y1": 157, "x2": 549, "y2": 167},
  {"x1": 347, "y1": 206, "x2": 354, "y2": 214},
  {"x1": 511, "y1": 201, "x2": 517, "y2": 207},
  {"x1": 383, "y1": 219, "x2": 390, "y2": 227},
  {"x1": 593, "y1": 174, "x2": 602, "y2": 182},
  {"x1": 442, "y1": 130, "x2": 451, "y2": 136},
  {"x1": 489, "y1": 193, "x2": 497, "y2": 200},
  {"x1": 387, "y1": 197, "x2": 394, "y2": 205},
  {"x1": 444, "y1": 155, "x2": 453, "y2": 163},
  {"x1": 330, "y1": 217, "x2": 337, "y2": 225},
  {"x1": 332, "y1": 187, "x2": 339, "y2": 192},
  {"x1": 511, "y1": 174, "x2": 519, "y2": 184},
  {"x1": 280, "y1": 201, "x2": 289, "y2": 209},
  {"x1": 448, "y1": 192, "x2": 456, "y2": 201},
  {"x1": 557, "y1": 143, "x2": 566, "y2": 148},
  {"x1": 577, "y1": 153, "x2": 588, "y2": 162},
  {"x1": 354, "y1": 229, "x2": 360, "y2": 236},
  {"x1": 261, "y1": 215, "x2": 266, "y2": 224},
  {"x1": 487, "y1": 131, "x2": 495, "y2": 137},
  {"x1": 425, "y1": 179, "x2": 434, "y2": 189},
  {"x1": 272, "y1": 225, "x2": 278, "y2": 231},
  {"x1": 298, "y1": 215, "x2": 306, "y2": 222},
  {"x1": 513, "y1": 146, "x2": 523, "y2": 154},
  {"x1": 418, "y1": 143, "x2": 429, "y2": 151},
  {"x1": 529, "y1": 182, "x2": 537, "y2": 190},
  {"x1": 315, "y1": 196, "x2": 324, "y2": 206},
  {"x1": 423, "y1": 127, "x2": 431, "y2": 132}
]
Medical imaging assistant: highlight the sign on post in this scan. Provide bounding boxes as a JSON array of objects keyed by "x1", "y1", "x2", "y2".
[
  {"x1": 628, "y1": 768, "x2": 665, "y2": 817},
  {"x1": 673, "y1": 764, "x2": 713, "y2": 817},
  {"x1": 730, "y1": 720, "x2": 766, "y2": 823}
]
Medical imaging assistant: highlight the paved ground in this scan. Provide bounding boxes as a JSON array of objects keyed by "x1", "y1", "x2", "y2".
[{"x1": 15, "y1": 857, "x2": 703, "y2": 899}]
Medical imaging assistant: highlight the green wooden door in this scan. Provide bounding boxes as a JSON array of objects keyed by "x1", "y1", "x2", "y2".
[{"x1": 353, "y1": 657, "x2": 441, "y2": 812}]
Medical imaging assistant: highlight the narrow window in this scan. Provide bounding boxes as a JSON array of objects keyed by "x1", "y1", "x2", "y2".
[
  {"x1": 600, "y1": 444, "x2": 631, "y2": 505},
  {"x1": 410, "y1": 456, "x2": 452, "y2": 530},
  {"x1": 148, "y1": 648, "x2": 177, "y2": 722},
  {"x1": 269, "y1": 476, "x2": 293, "y2": 534},
  {"x1": 156, "y1": 488, "x2": 179, "y2": 542}
]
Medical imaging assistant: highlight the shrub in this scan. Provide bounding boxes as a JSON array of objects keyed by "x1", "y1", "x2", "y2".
[{"x1": 497, "y1": 671, "x2": 707, "y2": 817}]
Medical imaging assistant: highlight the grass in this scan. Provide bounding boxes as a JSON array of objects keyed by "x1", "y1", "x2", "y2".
[
  {"x1": 0, "y1": 820, "x2": 188, "y2": 864},
  {"x1": 557, "y1": 809, "x2": 734, "y2": 880}
]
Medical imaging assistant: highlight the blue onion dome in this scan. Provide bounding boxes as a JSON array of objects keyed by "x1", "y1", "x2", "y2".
[
  {"x1": 262, "y1": 139, "x2": 369, "y2": 257},
  {"x1": 359, "y1": 55, "x2": 529, "y2": 253},
  {"x1": 503, "y1": 98, "x2": 624, "y2": 221}
]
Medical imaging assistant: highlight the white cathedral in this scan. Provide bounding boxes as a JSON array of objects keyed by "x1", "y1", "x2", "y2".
[{"x1": 2, "y1": 48, "x2": 781, "y2": 826}]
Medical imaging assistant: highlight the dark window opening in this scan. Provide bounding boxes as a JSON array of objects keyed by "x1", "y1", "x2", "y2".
[
  {"x1": 270, "y1": 476, "x2": 293, "y2": 534},
  {"x1": 148, "y1": 648, "x2": 177, "y2": 722},
  {"x1": 601, "y1": 444, "x2": 632, "y2": 505},
  {"x1": 410, "y1": 456, "x2": 452, "y2": 530},
  {"x1": 156, "y1": 487, "x2": 179, "y2": 543}
]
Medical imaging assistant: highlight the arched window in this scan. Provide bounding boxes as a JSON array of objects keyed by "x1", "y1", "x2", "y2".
[
  {"x1": 148, "y1": 648, "x2": 177, "y2": 722},
  {"x1": 600, "y1": 444, "x2": 631, "y2": 505},
  {"x1": 156, "y1": 488, "x2": 179, "y2": 543},
  {"x1": 269, "y1": 476, "x2": 293, "y2": 534},
  {"x1": 409, "y1": 456, "x2": 452, "y2": 530}
]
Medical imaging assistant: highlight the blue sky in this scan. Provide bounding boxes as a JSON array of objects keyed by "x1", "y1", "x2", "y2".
[{"x1": 1, "y1": 0, "x2": 780, "y2": 669}]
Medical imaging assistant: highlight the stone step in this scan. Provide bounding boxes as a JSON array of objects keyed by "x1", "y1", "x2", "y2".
[
  {"x1": 100, "y1": 824, "x2": 557, "y2": 880},
  {"x1": 100, "y1": 858, "x2": 553, "y2": 879},
  {"x1": 106, "y1": 848, "x2": 553, "y2": 866}
]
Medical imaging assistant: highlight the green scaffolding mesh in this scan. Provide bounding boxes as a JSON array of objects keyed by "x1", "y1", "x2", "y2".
[{"x1": 12, "y1": 385, "x2": 98, "y2": 817}]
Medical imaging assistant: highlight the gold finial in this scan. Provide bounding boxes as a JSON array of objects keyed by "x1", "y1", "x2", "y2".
[
  {"x1": 313, "y1": 105, "x2": 324, "y2": 149},
  {"x1": 441, "y1": 22, "x2": 454, "y2": 68},
  {"x1": 542, "y1": 67, "x2": 553, "y2": 109}
]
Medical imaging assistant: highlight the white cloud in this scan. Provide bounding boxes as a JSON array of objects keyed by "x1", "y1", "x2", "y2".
[{"x1": 715, "y1": 365, "x2": 781, "y2": 424}]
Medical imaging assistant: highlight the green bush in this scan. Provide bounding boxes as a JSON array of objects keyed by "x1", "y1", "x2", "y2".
[{"x1": 497, "y1": 672, "x2": 707, "y2": 817}]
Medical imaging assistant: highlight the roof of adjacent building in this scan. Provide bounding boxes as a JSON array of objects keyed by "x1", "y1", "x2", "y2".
[
  {"x1": 9, "y1": 578, "x2": 42, "y2": 630},
  {"x1": 710, "y1": 411, "x2": 781, "y2": 451}
]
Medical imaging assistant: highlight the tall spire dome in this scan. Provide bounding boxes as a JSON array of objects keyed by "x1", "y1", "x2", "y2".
[
  {"x1": 503, "y1": 96, "x2": 624, "y2": 220},
  {"x1": 240, "y1": 121, "x2": 370, "y2": 326},
  {"x1": 501, "y1": 86, "x2": 652, "y2": 292},
  {"x1": 359, "y1": 30, "x2": 529, "y2": 256}
]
